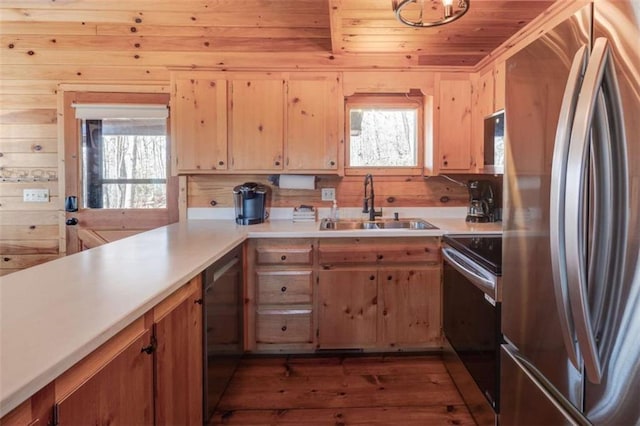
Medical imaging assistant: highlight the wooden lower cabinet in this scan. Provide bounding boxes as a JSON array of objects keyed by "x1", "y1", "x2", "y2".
[
  {"x1": 317, "y1": 269, "x2": 378, "y2": 348},
  {"x1": 154, "y1": 280, "x2": 203, "y2": 426},
  {"x1": 247, "y1": 239, "x2": 316, "y2": 352},
  {"x1": 2, "y1": 276, "x2": 204, "y2": 426},
  {"x1": 55, "y1": 329, "x2": 154, "y2": 425},
  {"x1": 317, "y1": 237, "x2": 443, "y2": 351},
  {"x1": 380, "y1": 266, "x2": 442, "y2": 347}
]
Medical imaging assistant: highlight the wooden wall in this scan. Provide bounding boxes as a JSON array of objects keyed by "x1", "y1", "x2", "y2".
[{"x1": 0, "y1": 1, "x2": 575, "y2": 274}]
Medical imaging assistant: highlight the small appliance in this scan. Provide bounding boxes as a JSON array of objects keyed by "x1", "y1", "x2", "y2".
[
  {"x1": 466, "y1": 180, "x2": 497, "y2": 223},
  {"x1": 233, "y1": 182, "x2": 267, "y2": 225}
]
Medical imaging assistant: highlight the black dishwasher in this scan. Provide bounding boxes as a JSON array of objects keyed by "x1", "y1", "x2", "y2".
[
  {"x1": 441, "y1": 234, "x2": 502, "y2": 424},
  {"x1": 202, "y1": 245, "x2": 244, "y2": 422}
]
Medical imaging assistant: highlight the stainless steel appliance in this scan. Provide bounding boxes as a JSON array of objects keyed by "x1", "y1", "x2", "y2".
[
  {"x1": 442, "y1": 234, "x2": 502, "y2": 426},
  {"x1": 466, "y1": 180, "x2": 498, "y2": 223},
  {"x1": 482, "y1": 110, "x2": 505, "y2": 175},
  {"x1": 502, "y1": 1, "x2": 640, "y2": 424},
  {"x1": 202, "y1": 246, "x2": 243, "y2": 422},
  {"x1": 233, "y1": 182, "x2": 267, "y2": 225}
]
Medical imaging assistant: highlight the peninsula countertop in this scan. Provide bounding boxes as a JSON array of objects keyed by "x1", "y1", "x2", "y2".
[{"x1": 0, "y1": 217, "x2": 501, "y2": 417}]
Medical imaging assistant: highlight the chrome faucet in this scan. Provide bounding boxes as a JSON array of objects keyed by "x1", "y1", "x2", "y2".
[{"x1": 363, "y1": 173, "x2": 382, "y2": 221}]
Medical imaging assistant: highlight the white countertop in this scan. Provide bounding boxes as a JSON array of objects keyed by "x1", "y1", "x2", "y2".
[{"x1": 0, "y1": 217, "x2": 501, "y2": 417}]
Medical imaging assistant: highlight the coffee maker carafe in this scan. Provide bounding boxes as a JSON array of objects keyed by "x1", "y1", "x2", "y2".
[
  {"x1": 233, "y1": 182, "x2": 268, "y2": 225},
  {"x1": 466, "y1": 180, "x2": 497, "y2": 223}
]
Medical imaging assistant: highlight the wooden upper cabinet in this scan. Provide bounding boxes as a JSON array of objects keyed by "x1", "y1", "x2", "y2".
[
  {"x1": 436, "y1": 75, "x2": 473, "y2": 172},
  {"x1": 172, "y1": 75, "x2": 228, "y2": 173},
  {"x1": 286, "y1": 74, "x2": 341, "y2": 172},
  {"x1": 471, "y1": 70, "x2": 495, "y2": 170},
  {"x1": 229, "y1": 78, "x2": 285, "y2": 171}
]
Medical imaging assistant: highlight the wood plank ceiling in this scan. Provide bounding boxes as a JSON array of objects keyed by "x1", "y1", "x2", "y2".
[{"x1": 2, "y1": 0, "x2": 555, "y2": 67}]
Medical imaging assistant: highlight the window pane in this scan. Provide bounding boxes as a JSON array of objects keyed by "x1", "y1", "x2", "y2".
[
  {"x1": 349, "y1": 108, "x2": 417, "y2": 167},
  {"x1": 101, "y1": 184, "x2": 166, "y2": 209},
  {"x1": 82, "y1": 118, "x2": 167, "y2": 209}
]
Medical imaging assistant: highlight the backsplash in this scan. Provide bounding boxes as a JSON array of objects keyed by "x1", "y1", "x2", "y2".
[{"x1": 187, "y1": 174, "x2": 502, "y2": 210}]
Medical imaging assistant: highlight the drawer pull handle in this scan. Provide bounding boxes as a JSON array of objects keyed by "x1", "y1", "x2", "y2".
[
  {"x1": 281, "y1": 286, "x2": 287, "y2": 292},
  {"x1": 369, "y1": 275, "x2": 375, "y2": 281},
  {"x1": 281, "y1": 326, "x2": 287, "y2": 332},
  {"x1": 387, "y1": 275, "x2": 393, "y2": 281},
  {"x1": 281, "y1": 255, "x2": 287, "y2": 261}
]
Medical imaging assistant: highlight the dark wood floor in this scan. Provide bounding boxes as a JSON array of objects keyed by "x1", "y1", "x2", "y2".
[{"x1": 209, "y1": 354, "x2": 475, "y2": 425}]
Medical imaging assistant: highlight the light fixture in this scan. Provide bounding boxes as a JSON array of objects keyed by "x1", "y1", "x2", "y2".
[{"x1": 393, "y1": 0, "x2": 470, "y2": 28}]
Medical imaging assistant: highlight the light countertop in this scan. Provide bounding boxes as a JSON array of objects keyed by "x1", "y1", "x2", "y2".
[{"x1": 0, "y1": 217, "x2": 501, "y2": 417}]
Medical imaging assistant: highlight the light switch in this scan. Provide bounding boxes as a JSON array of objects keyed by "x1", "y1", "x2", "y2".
[{"x1": 23, "y1": 188, "x2": 50, "y2": 202}]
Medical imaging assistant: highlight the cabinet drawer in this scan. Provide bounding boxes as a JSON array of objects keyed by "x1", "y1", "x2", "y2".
[
  {"x1": 256, "y1": 310, "x2": 312, "y2": 344},
  {"x1": 256, "y1": 246, "x2": 313, "y2": 265},
  {"x1": 257, "y1": 270, "x2": 313, "y2": 304},
  {"x1": 319, "y1": 238, "x2": 440, "y2": 265}
]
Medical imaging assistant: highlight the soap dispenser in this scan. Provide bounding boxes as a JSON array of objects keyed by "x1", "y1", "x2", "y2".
[{"x1": 330, "y1": 199, "x2": 339, "y2": 221}]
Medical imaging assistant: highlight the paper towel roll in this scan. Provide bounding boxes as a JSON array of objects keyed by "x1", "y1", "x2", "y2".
[{"x1": 278, "y1": 174, "x2": 316, "y2": 190}]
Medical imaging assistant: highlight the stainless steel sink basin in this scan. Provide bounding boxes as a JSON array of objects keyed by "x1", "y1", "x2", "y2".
[{"x1": 319, "y1": 218, "x2": 438, "y2": 231}]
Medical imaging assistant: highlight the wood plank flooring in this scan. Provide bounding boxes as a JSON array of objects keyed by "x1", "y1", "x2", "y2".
[{"x1": 209, "y1": 354, "x2": 475, "y2": 425}]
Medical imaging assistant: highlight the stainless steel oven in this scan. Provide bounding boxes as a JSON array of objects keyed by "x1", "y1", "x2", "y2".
[{"x1": 441, "y1": 234, "x2": 502, "y2": 426}]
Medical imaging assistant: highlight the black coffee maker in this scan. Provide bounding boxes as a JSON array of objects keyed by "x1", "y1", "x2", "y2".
[
  {"x1": 466, "y1": 180, "x2": 497, "y2": 223},
  {"x1": 233, "y1": 182, "x2": 268, "y2": 225}
]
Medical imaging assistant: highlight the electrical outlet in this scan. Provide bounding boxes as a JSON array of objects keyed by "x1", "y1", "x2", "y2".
[
  {"x1": 321, "y1": 188, "x2": 336, "y2": 201},
  {"x1": 23, "y1": 188, "x2": 50, "y2": 203}
]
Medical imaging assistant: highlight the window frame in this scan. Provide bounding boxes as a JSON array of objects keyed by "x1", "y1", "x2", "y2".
[{"x1": 345, "y1": 94, "x2": 425, "y2": 176}]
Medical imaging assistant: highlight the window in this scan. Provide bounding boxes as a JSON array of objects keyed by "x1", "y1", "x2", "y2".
[
  {"x1": 73, "y1": 104, "x2": 169, "y2": 209},
  {"x1": 346, "y1": 94, "x2": 424, "y2": 174}
]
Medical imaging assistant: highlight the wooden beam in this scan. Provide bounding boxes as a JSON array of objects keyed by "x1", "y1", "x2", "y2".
[{"x1": 328, "y1": 0, "x2": 344, "y2": 54}]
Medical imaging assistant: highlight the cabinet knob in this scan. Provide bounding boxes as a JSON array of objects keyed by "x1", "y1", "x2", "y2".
[
  {"x1": 281, "y1": 325, "x2": 287, "y2": 332},
  {"x1": 281, "y1": 286, "x2": 287, "y2": 293},
  {"x1": 194, "y1": 298, "x2": 203, "y2": 305},
  {"x1": 218, "y1": 160, "x2": 224, "y2": 166},
  {"x1": 369, "y1": 275, "x2": 375, "y2": 281},
  {"x1": 377, "y1": 254, "x2": 384, "y2": 260},
  {"x1": 280, "y1": 255, "x2": 287, "y2": 261},
  {"x1": 387, "y1": 275, "x2": 393, "y2": 281},
  {"x1": 329, "y1": 160, "x2": 335, "y2": 166},
  {"x1": 275, "y1": 161, "x2": 281, "y2": 166}
]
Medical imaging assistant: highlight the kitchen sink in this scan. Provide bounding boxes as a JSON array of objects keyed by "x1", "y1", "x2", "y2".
[{"x1": 319, "y1": 218, "x2": 439, "y2": 231}]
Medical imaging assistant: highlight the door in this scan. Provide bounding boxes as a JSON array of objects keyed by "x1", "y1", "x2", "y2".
[
  {"x1": 54, "y1": 329, "x2": 154, "y2": 425},
  {"x1": 502, "y1": 4, "x2": 591, "y2": 415},
  {"x1": 229, "y1": 79, "x2": 284, "y2": 171},
  {"x1": 63, "y1": 92, "x2": 178, "y2": 254},
  {"x1": 585, "y1": 1, "x2": 640, "y2": 423},
  {"x1": 154, "y1": 285, "x2": 203, "y2": 425},
  {"x1": 317, "y1": 269, "x2": 378, "y2": 348}
]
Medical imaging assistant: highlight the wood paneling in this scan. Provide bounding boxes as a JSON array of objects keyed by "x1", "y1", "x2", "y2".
[
  {"x1": 187, "y1": 174, "x2": 470, "y2": 209},
  {"x1": 0, "y1": 0, "x2": 567, "y2": 272}
]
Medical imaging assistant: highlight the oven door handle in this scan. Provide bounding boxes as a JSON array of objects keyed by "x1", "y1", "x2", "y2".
[{"x1": 442, "y1": 247, "x2": 496, "y2": 301}]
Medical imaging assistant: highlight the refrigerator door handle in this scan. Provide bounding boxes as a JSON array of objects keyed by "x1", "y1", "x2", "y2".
[
  {"x1": 549, "y1": 45, "x2": 588, "y2": 370},
  {"x1": 565, "y1": 37, "x2": 628, "y2": 384}
]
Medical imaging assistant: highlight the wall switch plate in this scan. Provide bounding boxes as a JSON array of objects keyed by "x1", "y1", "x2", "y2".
[
  {"x1": 321, "y1": 188, "x2": 336, "y2": 201},
  {"x1": 23, "y1": 188, "x2": 50, "y2": 202}
]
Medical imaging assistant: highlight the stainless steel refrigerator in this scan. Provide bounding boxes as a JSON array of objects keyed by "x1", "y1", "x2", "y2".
[{"x1": 501, "y1": 1, "x2": 640, "y2": 424}]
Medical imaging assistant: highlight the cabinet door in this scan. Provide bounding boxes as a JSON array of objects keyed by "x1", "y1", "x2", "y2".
[
  {"x1": 229, "y1": 79, "x2": 284, "y2": 170},
  {"x1": 286, "y1": 77, "x2": 340, "y2": 171},
  {"x1": 317, "y1": 269, "x2": 378, "y2": 348},
  {"x1": 438, "y1": 77, "x2": 473, "y2": 171},
  {"x1": 55, "y1": 330, "x2": 154, "y2": 425},
  {"x1": 155, "y1": 287, "x2": 203, "y2": 426},
  {"x1": 380, "y1": 267, "x2": 442, "y2": 347},
  {"x1": 173, "y1": 76, "x2": 227, "y2": 172}
]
